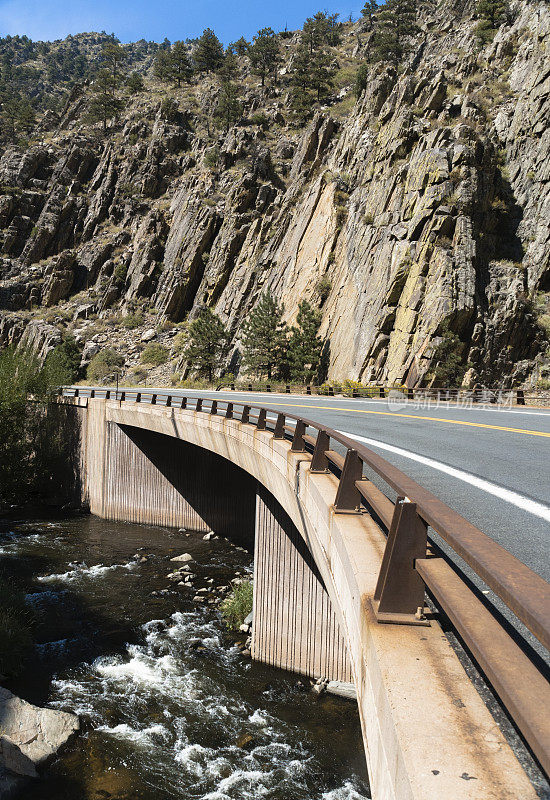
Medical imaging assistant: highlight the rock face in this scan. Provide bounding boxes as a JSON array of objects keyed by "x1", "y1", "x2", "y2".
[
  {"x1": 0, "y1": 0, "x2": 549, "y2": 387},
  {"x1": 0, "y1": 687, "x2": 79, "y2": 785}
]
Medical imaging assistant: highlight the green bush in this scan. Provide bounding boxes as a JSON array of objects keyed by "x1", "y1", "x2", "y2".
[
  {"x1": 160, "y1": 96, "x2": 179, "y2": 121},
  {"x1": 113, "y1": 263, "x2": 128, "y2": 284},
  {"x1": 250, "y1": 112, "x2": 269, "y2": 128},
  {"x1": 87, "y1": 348, "x2": 124, "y2": 382},
  {"x1": 204, "y1": 146, "x2": 220, "y2": 169},
  {"x1": 220, "y1": 580, "x2": 253, "y2": 630},
  {"x1": 140, "y1": 343, "x2": 169, "y2": 366},
  {"x1": 0, "y1": 577, "x2": 33, "y2": 676},
  {"x1": 121, "y1": 313, "x2": 144, "y2": 329},
  {"x1": 316, "y1": 275, "x2": 332, "y2": 302}
]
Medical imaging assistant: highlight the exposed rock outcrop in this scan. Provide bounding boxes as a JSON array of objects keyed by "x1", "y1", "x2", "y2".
[{"x1": 0, "y1": 0, "x2": 548, "y2": 387}]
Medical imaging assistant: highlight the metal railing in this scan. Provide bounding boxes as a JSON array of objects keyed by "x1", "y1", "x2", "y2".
[
  {"x1": 62, "y1": 386, "x2": 550, "y2": 774},
  {"x1": 214, "y1": 382, "x2": 548, "y2": 405}
]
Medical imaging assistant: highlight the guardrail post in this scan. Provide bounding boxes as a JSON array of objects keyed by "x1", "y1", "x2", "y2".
[
  {"x1": 352, "y1": 388, "x2": 359, "y2": 398},
  {"x1": 210, "y1": 401, "x2": 218, "y2": 415},
  {"x1": 255, "y1": 408, "x2": 266, "y2": 430},
  {"x1": 266, "y1": 384, "x2": 271, "y2": 392},
  {"x1": 372, "y1": 498, "x2": 428, "y2": 625},
  {"x1": 286, "y1": 384, "x2": 291, "y2": 393},
  {"x1": 407, "y1": 388, "x2": 414, "y2": 400},
  {"x1": 151, "y1": 394, "x2": 157, "y2": 405},
  {"x1": 165, "y1": 395, "x2": 171, "y2": 407},
  {"x1": 328, "y1": 386, "x2": 334, "y2": 396},
  {"x1": 136, "y1": 392, "x2": 140, "y2": 402},
  {"x1": 248, "y1": 383, "x2": 253, "y2": 392},
  {"x1": 310, "y1": 430, "x2": 330, "y2": 473},
  {"x1": 105, "y1": 390, "x2": 111, "y2": 399},
  {"x1": 225, "y1": 402, "x2": 233, "y2": 419},
  {"x1": 273, "y1": 414, "x2": 285, "y2": 438},
  {"x1": 306, "y1": 385, "x2": 311, "y2": 395},
  {"x1": 241, "y1": 405, "x2": 250, "y2": 424},
  {"x1": 231, "y1": 383, "x2": 235, "y2": 390},
  {"x1": 120, "y1": 391, "x2": 126, "y2": 402},
  {"x1": 196, "y1": 398, "x2": 203, "y2": 412},
  {"x1": 517, "y1": 389, "x2": 525, "y2": 406},
  {"x1": 334, "y1": 449, "x2": 362, "y2": 512},
  {"x1": 90, "y1": 389, "x2": 95, "y2": 398},
  {"x1": 379, "y1": 387, "x2": 386, "y2": 398},
  {"x1": 291, "y1": 420, "x2": 307, "y2": 451},
  {"x1": 179, "y1": 397, "x2": 187, "y2": 409}
]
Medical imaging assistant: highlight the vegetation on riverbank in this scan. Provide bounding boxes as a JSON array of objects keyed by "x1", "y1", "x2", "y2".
[
  {"x1": 220, "y1": 580, "x2": 253, "y2": 630},
  {"x1": 0, "y1": 577, "x2": 33, "y2": 677},
  {"x1": 0, "y1": 345, "x2": 78, "y2": 508}
]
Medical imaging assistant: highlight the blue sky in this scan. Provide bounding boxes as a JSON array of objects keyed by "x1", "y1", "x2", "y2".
[{"x1": 0, "y1": 0, "x2": 362, "y2": 44}]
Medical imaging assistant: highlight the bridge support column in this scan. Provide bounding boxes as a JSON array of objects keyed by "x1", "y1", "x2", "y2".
[{"x1": 252, "y1": 487, "x2": 352, "y2": 683}]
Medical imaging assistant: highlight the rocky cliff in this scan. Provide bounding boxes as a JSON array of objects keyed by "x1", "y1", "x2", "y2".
[{"x1": 1, "y1": 0, "x2": 549, "y2": 387}]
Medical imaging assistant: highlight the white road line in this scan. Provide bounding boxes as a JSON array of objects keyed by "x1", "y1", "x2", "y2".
[{"x1": 338, "y1": 430, "x2": 550, "y2": 523}]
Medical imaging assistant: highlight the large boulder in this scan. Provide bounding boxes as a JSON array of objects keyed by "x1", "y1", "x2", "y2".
[{"x1": 0, "y1": 687, "x2": 79, "y2": 780}]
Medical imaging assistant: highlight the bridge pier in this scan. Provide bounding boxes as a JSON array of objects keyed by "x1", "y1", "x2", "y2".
[{"x1": 253, "y1": 487, "x2": 352, "y2": 682}]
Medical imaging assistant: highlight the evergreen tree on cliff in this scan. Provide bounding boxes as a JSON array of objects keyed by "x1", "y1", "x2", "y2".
[
  {"x1": 240, "y1": 292, "x2": 287, "y2": 380},
  {"x1": 214, "y1": 81, "x2": 242, "y2": 131},
  {"x1": 370, "y1": 0, "x2": 417, "y2": 65},
  {"x1": 248, "y1": 28, "x2": 280, "y2": 87},
  {"x1": 361, "y1": 0, "x2": 378, "y2": 29},
  {"x1": 184, "y1": 307, "x2": 229, "y2": 382},
  {"x1": 288, "y1": 301, "x2": 323, "y2": 383},
  {"x1": 475, "y1": 0, "x2": 510, "y2": 41},
  {"x1": 194, "y1": 28, "x2": 225, "y2": 73},
  {"x1": 101, "y1": 41, "x2": 126, "y2": 81},
  {"x1": 154, "y1": 41, "x2": 192, "y2": 87},
  {"x1": 88, "y1": 69, "x2": 124, "y2": 133}
]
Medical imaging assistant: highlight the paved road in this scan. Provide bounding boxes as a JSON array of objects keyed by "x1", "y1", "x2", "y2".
[{"x1": 135, "y1": 387, "x2": 550, "y2": 585}]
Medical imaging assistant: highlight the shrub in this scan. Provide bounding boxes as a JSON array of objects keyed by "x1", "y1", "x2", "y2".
[
  {"x1": 121, "y1": 312, "x2": 144, "y2": 329},
  {"x1": 0, "y1": 577, "x2": 33, "y2": 676},
  {"x1": 316, "y1": 275, "x2": 332, "y2": 303},
  {"x1": 113, "y1": 263, "x2": 128, "y2": 284},
  {"x1": 220, "y1": 580, "x2": 253, "y2": 630},
  {"x1": 204, "y1": 146, "x2": 220, "y2": 169},
  {"x1": 141, "y1": 343, "x2": 169, "y2": 366},
  {"x1": 87, "y1": 348, "x2": 124, "y2": 382},
  {"x1": 250, "y1": 112, "x2": 269, "y2": 128},
  {"x1": 160, "y1": 97, "x2": 179, "y2": 122}
]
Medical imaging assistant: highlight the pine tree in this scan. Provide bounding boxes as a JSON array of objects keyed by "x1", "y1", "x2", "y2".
[
  {"x1": 88, "y1": 69, "x2": 124, "y2": 133},
  {"x1": 240, "y1": 292, "x2": 287, "y2": 380},
  {"x1": 231, "y1": 37, "x2": 250, "y2": 57},
  {"x1": 361, "y1": 0, "x2": 378, "y2": 28},
  {"x1": 248, "y1": 28, "x2": 280, "y2": 87},
  {"x1": 214, "y1": 81, "x2": 242, "y2": 132},
  {"x1": 290, "y1": 42, "x2": 334, "y2": 117},
  {"x1": 0, "y1": 92, "x2": 34, "y2": 142},
  {"x1": 355, "y1": 63, "x2": 369, "y2": 97},
  {"x1": 288, "y1": 301, "x2": 323, "y2": 383},
  {"x1": 183, "y1": 307, "x2": 230, "y2": 382},
  {"x1": 154, "y1": 42, "x2": 192, "y2": 87},
  {"x1": 169, "y1": 41, "x2": 193, "y2": 87},
  {"x1": 194, "y1": 28, "x2": 225, "y2": 73},
  {"x1": 219, "y1": 48, "x2": 238, "y2": 81},
  {"x1": 126, "y1": 71, "x2": 144, "y2": 93},
  {"x1": 303, "y1": 11, "x2": 340, "y2": 52},
  {"x1": 370, "y1": 0, "x2": 417, "y2": 65},
  {"x1": 101, "y1": 41, "x2": 126, "y2": 81},
  {"x1": 475, "y1": 0, "x2": 510, "y2": 41}
]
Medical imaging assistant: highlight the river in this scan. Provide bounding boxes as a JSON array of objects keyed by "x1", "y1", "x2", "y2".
[{"x1": 0, "y1": 514, "x2": 370, "y2": 800}]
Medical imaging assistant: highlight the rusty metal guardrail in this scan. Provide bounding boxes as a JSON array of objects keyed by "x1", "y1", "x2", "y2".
[{"x1": 61, "y1": 386, "x2": 550, "y2": 775}]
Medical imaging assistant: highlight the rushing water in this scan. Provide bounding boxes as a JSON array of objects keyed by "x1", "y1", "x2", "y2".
[{"x1": 0, "y1": 514, "x2": 369, "y2": 800}]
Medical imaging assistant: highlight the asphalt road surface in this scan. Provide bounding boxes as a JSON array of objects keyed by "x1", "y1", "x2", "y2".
[{"x1": 138, "y1": 387, "x2": 550, "y2": 584}]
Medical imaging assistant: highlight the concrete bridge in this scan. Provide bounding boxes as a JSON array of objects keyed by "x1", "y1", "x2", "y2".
[{"x1": 61, "y1": 388, "x2": 550, "y2": 800}]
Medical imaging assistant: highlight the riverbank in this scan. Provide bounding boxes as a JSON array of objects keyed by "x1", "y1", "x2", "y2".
[{"x1": 0, "y1": 513, "x2": 369, "y2": 799}]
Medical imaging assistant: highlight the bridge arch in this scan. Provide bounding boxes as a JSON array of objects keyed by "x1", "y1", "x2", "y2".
[{"x1": 67, "y1": 394, "x2": 541, "y2": 800}]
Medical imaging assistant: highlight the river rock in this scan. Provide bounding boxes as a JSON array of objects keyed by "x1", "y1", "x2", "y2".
[
  {"x1": 170, "y1": 553, "x2": 193, "y2": 563},
  {"x1": 0, "y1": 687, "x2": 79, "y2": 777}
]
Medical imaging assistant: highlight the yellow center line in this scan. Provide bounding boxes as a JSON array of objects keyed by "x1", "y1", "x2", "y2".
[{"x1": 257, "y1": 401, "x2": 550, "y2": 439}]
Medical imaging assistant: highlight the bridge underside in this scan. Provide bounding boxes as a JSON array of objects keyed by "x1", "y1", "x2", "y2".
[{"x1": 88, "y1": 415, "x2": 352, "y2": 683}]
